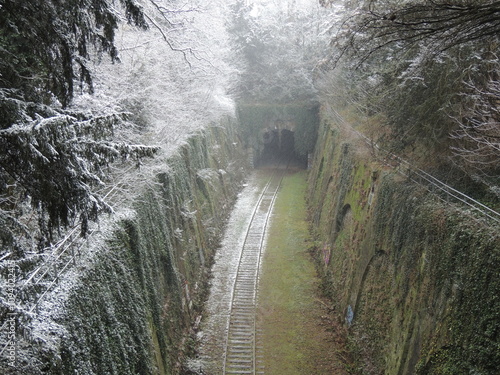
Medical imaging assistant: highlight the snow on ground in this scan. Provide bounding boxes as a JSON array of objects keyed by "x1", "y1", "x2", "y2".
[{"x1": 185, "y1": 172, "x2": 266, "y2": 373}]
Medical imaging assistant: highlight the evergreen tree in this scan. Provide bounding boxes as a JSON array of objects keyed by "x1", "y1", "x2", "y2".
[
  {"x1": 0, "y1": 0, "x2": 147, "y2": 109},
  {"x1": 0, "y1": 0, "x2": 157, "y2": 251}
]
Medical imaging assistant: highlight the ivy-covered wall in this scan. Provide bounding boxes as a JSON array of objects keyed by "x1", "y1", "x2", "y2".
[
  {"x1": 307, "y1": 114, "x2": 500, "y2": 374},
  {"x1": 26, "y1": 121, "x2": 248, "y2": 375}
]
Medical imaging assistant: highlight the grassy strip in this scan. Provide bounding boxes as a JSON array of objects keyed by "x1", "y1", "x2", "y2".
[{"x1": 258, "y1": 170, "x2": 346, "y2": 374}]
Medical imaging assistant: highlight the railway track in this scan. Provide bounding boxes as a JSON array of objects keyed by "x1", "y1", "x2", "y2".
[{"x1": 222, "y1": 166, "x2": 288, "y2": 375}]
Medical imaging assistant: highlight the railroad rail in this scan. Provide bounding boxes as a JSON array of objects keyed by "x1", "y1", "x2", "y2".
[{"x1": 222, "y1": 165, "x2": 288, "y2": 375}]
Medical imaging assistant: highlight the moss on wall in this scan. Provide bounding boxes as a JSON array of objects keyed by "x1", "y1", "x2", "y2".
[
  {"x1": 42, "y1": 121, "x2": 248, "y2": 374},
  {"x1": 307, "y1": 113, "x2": 500, "y2": 374}
]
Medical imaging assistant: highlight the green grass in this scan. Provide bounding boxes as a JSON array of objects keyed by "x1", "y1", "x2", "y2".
[{"x1": 258, "y1": 170, "x2": 343, "y2": 374}]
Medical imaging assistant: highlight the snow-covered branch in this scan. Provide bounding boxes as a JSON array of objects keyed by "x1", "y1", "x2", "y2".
[{"x1": 450, "y1": 59, "x2": 500, "y2": 181}]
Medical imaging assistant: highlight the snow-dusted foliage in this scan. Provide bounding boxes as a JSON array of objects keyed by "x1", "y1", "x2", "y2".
[
  {"x1": 74, "y1": 0, "x2": 238, "y2": 149},
  {"x1": 450, "y1": 56, "x2": 500, "y2": 189},
  {"x1": 1, "y1": 0, "x2": 237, "y2": 254},
  {"x1": 0, "y1": 103, "x2": 158, "y2": 238},
  {"x1": 0, "y1": 0, "x2": 147, "y2": 108},
  {"x1": 227, "y1": 0, "x2": 328, "y2": 104},
  {"x1": 317, "y1": 0, "x2": 500, "y2": 191},
  {"x1": 0, "y1": 1, "x2": 240, "y2": 372}
]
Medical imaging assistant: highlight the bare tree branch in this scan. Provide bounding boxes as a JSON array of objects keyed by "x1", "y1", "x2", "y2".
[{"x1": 327, "y1": 0, "x2": 500, "y2": 68}]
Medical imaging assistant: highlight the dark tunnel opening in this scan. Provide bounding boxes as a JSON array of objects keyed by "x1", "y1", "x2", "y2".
[{"x1": 257, "y1": 129, "x2": 306, "y2": 168}]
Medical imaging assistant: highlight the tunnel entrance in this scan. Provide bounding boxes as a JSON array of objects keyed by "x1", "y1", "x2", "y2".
[
  {"x1": 258, "y1": 129, "x2": 305, "y2": 167},
  {"x1": 237, "y1": 102, "x2": 319, "y2": 169}
]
